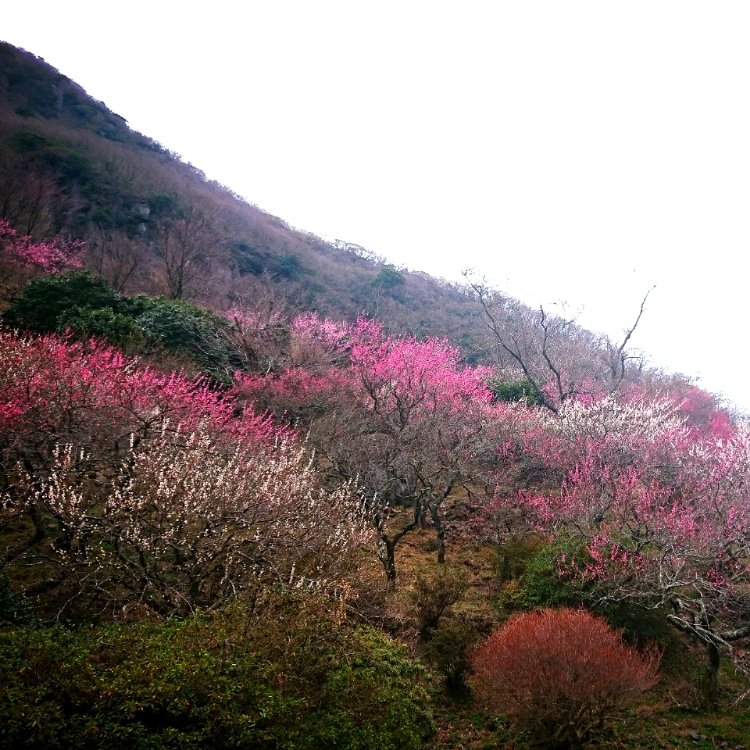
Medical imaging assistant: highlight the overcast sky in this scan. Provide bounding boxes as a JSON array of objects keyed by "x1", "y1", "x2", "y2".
[{"x1": 4, "y1": 2, "x2": 750, "y2": 410}]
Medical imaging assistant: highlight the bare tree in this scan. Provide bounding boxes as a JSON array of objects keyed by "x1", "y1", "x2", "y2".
[
  {"x1": 0, "y1": 158, "x2": 60, "y2": 237},
  {"x1": 86, "y1": 226, "x2": 148, "y2": 293},
  {"x1": 468, "y1": 276, "x2": 651, "y2": 411},
  {"x1": 222, "y1": 279, "x2": 293, "y2": 373},
  {"x1": 601, "y1": 288, "x2": 652, "y2": 391},
  {"x1": 154, "y1": 208, "x2": 218, "y2": 300}
]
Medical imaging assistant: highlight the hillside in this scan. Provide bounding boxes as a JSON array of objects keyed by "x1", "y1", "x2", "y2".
[
  {"x1": 3, "y1": 39, "x2": 750, "y2": 750},
  {"x1": 0, "y1": 42, "x2": 688, "y2": 400},
  {"x1": 0, "y1": 41, "x2": 491, "y2": 348}
]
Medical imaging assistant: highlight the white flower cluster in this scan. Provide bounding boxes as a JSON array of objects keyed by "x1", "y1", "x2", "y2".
[
  {"x1": 543, "y1": 395, "x2": 685, "y2": 444},
  {"x1": 27, "y1": 423, "x2": 372, "y2": 616}
]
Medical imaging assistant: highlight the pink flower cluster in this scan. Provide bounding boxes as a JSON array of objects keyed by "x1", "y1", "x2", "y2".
[
  {"x1": 0, "y1": 220, "x2": 84, "y2": 274},
  {"x1": 0, "y1": 331, "x2": 284, "y2": 458}
]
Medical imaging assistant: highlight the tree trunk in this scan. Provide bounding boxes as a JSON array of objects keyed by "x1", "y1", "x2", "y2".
[
  {"x1": 703, "y1": 639, "x2": 721, "y2": 707},
  {"x1": 380, "y1": 539, "x2": 396, "y2": 584},
  {"x1": 429, "y1": 503, "x2": 446, "y2": 564},
  {"x1": 374, "y1": 498, "x2": 421, "y2": 584},
  {"x1": 378, "y1": 538, "x2": 398, "y2": 583}
]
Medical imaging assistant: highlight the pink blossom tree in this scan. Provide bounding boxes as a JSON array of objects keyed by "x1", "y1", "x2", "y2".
[
  {"x1": 0, "y1": 219, "x2": 84, "y2": 296},
  {"x1": 238, "y1": 316, "x2": 497, "y2": 581}
]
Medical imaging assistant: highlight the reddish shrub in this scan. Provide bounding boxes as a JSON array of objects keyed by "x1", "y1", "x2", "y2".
[{"x1": 471, "y1": 608, "x2": 660, "y2": 748}]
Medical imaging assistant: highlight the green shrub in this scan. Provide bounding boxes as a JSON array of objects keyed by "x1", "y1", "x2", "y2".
[
  {"x1": 372, "y1": 266, "x2": 405, "y2": 299},
  {"x1": 0, "y1": 576, "x2": 32, "y2": 626},
  {"x1": 271, "y1": 253, "x2": 302, "y2": 280},
  {"x1": 411, "y1": 565, "x2": 468, "y2": 638},
  {"x1": 57, "y1": 305, "x2": 143, "y2": 346},
  {"x1": 2, "y1": 272, "x2": 124, "y2": 334},
  {"x1": 148, "y1": 193, "x2": 178, "y2": 217},
  {"x1": 3, "y1": 278, "x2": 243, "y2": 380},
  {"x1": 515, "y1": 536, "x2": 596, "y2": 610},
  {"x1": 0, "y1": 595, "x2": 435, "y2": 750},
  {"x1": 489, "y1": 378, "x2": 544, "y2": 406},
  {"x1": 421, "y1": 616, "x2": 478, "y2": 694},
  {"x1": 494, "y1": 536, "x2": 545, "y2": 583},
  {"x1": 134, "y1": 297, "x2": 240, "y2": 380}
]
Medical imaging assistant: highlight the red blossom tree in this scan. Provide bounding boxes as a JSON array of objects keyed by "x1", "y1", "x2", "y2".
[
  {"x1": 0, "y1": 331, "x2": 280, "y2": 469},
  {"x1": 0, "y1": 219, "x2": 84, "y2": 273}
]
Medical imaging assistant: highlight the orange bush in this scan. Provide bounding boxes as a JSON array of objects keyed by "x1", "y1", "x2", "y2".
[{"x1": 471, "y1": 608, "x2": 660, "y2": 748}]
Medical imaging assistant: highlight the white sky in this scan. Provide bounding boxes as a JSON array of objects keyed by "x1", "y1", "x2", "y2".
[{"x1": 3, "y1": 2, "x2": 750, "y2": 411}]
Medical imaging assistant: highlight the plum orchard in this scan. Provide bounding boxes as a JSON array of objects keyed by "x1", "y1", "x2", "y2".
[{"x1": 3, "y1": 244, "x2": 749, "y2": 690}]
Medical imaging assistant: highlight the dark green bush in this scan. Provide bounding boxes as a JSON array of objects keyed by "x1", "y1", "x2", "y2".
[
  {"x1": 0, "y1": 576, "x2": 32, "y2": 626},
  {"x1": 372, "y1": 266, "x2": 405, "y2": 299},
  {"x1": 230, "y1": 240, "x2": 270, "y2": 276},
  {"x1": 421, "y1": 616, "x2": 478, "y2": 694},
  {"x1": 57, "y1": 305, "x2": 143, "y2": 346},
  {"x1": 3, "y1": 277, "x2": 243, "y2": 380},
  {"x1": 0, "y1": 596, "x2": 435, "y2": 750},
  {"x1": 148, "y1": 193, "x2": 178, "y2": 217},
  {"x1": 515, "y1": 536, "x2": 596, "y2": 610},
  {"x1": 494, "y1": 536, "x2": 545, "y2": 583},
  {"x1": 2, "y1": 272, "x2": 124, "y2": 333},
  {"x1": 271, "y1": 253, "x2": 302, "y2": 280},
  {"x1": 373, "y1": 266, "x2": 405, "y2": 288},
  {"x1": 134, "y1": 297, "x2": 240, "y2": 380},
  {"x1": 489, "y1": 378, "x2": 544, "y2": 406}
]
